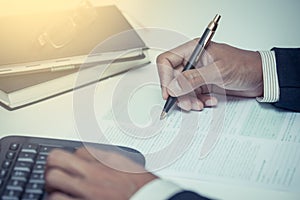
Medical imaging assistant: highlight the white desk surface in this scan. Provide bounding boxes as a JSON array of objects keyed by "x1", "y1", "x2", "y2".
[{"x1": 1, "y1": 0, "x2": 300, "y2": 199}]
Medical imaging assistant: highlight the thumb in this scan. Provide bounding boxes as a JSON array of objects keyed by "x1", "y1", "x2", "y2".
[{"x1": 167, "y1": 62, "x2": 220, "y2": 97}]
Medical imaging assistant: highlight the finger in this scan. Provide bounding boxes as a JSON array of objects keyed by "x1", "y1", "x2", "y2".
[
  {"x1": 83, "y1": 148, "x2": 146, "y2": 173},
  {"x1": 157, "y1": 61, "x2": 176, "y2": 99},
  {"x1": 177, "y1": 96, "x2": 192, "y2": 111},
  {"x1": 195, "y1": 84, "x2": 212, "y2": 94},
  {"x1": 199, "y1": 94, "x2": 218, "y2": 107},
  {"x1": 74, "y1": 147, "x2": 122, "y2": 169},
  {"x1": 75, "y1": 147, "x2": 132, "y2": 171},
  {"x1": 158, "y1": 63, "x2": 185, "y2": 100},
  {"x1": 156, "y1": 39, "x2": 199, "y2": 70},
  {"x1": 75, "y1": 147, "x2": 97, "y2": 162},
  {"x1": 157, "y1": 40, "x2": 198, "y2": 99},
  {"x1": 167, "y1": 61, "x2": 221, "y2": 97},
  {"x1": 190, "y1": 96, "x2": 205, "y2": 111},
  {"x1": 75, "y1": 147, "x2": 110, "y2": 164},
  {"x1": 45, "y1": 168, "x2": 85, "y2": 198},
  {"x1": 46, "y1": 149, "x2": 91, "y2": 177},
  {"x1": 167, "y1": 72, "x2": 193, "y2": 97},
  {"x1": 177, "y1": 94, "x2": 205, "y2": 111},
  {"x1": 195, "y1": 87, "x2": 218, "y2": 107},
  {"x1": 47, "y1": 192, "x2": 79, "y2": 200},
  {"x1": 160, "y1": 65, "x2": 184, "y2": 99}
]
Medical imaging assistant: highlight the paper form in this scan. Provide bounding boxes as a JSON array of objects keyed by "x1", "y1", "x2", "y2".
[
  {"x1": 158, "y1": 98, "x2": 300, "y2": 192},
  {"x1": 91, "y1": 70, "x2": 300, "y2": 193}
]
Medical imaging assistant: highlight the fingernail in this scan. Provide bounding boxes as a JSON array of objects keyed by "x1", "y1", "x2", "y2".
[
  {"x1": 177, "y1": 101, "x2": 191, "y2": 111},
  {"x1": 205, "y1": 98, "x2": 217, "y2": 106},
  {"x1": 193, "y1": 101, "x2": 204, "y2": 111}
]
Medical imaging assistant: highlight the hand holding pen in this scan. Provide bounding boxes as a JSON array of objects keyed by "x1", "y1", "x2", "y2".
[
  {"x1": 159, "y1": 14, "x2": 221, "y2": 119},
  {"x1": 157, "y1": 15, "x2": 263, "y2": 119}
]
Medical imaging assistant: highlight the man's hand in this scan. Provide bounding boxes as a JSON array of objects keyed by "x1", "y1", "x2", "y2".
[
  {"x1": 156, "y1": 41, "x2": 263, "y2": 111},
  {"x1": 45, "y1": 147, "x2": 157, "y2": 200}
]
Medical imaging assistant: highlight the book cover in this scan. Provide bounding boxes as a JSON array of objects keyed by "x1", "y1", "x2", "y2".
[{"x1": 0, "y1": 5, "x2": 150, "y2": 110}]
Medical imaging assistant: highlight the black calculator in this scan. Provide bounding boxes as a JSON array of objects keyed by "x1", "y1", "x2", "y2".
[{"x1": 0, "y1": 135, "x2": 145, "y2": 200}]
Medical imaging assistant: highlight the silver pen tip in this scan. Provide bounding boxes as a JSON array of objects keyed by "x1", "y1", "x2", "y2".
[
  {"x1": 160, "y1": 111, "x2": 167, "y2": 120},
  {"x1": 213, "y1": 14, "x2": 221, "y2": 23}
]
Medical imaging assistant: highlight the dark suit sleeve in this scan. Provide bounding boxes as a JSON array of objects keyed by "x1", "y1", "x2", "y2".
[
  {"x1": 168, "y1": 191, "x2": 212, "y2": 200},
  {"x1": 271, "y1": 48, "x2": 300, "y2": 112}
]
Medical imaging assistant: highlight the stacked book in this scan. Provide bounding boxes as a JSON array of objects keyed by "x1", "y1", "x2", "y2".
[{"x1": 0, "y1": 5, "x2": 150, "y2": 110}]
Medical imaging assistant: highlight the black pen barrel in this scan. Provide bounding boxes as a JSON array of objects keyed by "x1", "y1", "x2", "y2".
[{"x1": 162, "y1": 96, "x2": 177, "y2": 113}]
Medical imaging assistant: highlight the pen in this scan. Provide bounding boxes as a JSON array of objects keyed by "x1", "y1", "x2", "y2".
[{"x1": 160, "y1": 14, "x2": 221, "y2": 120}]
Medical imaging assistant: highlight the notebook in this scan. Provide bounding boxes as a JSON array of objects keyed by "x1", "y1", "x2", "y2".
[
  {"x1": 0, "y1": 135, "x2": 145, "y2": 199},
  {"x1": 0, "y1": 4, "x2": 147, "y2": 75},
  {"x1": 0, "y1": 5, "x2": 150, "y2": 110}
]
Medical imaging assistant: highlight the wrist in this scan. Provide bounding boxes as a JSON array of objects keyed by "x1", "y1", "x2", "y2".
[
  {"x1": 252, "y1": 50, "x2": 264, "y2": 96},
  {"x1": 130, "y1": 179, "x2": 183, "y2": 200},
  {"x1": 239, "y1": 49, "x2": 263, "y2": 97},
  {"x1": 132, "y1": 172, "x2": 158, "y2": 192}
]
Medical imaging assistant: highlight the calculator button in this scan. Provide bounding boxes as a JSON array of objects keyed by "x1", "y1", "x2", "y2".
[
  {"x1": 21, "y1": 144, "x2": 38, "y2": 154},
  {"x1": 9, "y1": 143, "x2": 19, "y2": 151},
  {"x1": 14, "y1": 162, "x2": 33, "y2": 172},
  {"x1": 2, "y1": 160, "x2": 11, "y2": 169},
  {"x1": 39, "y1": 146, "x2": 60, "y2": 155},
  {"x1": 32, "y1": 164, "x2": 45, "y2": 174},
  {"x1": 11, "y1": 171, "x2": 29, "y2": 182},
  {"x1": 25, "y1": 183, "x2": 44, "y2": 194},
  {"x1": 6, "y1": 179, "x2": 26, "y2": 191},
  {"x1": 36, "y1": 155, "x2": 47, "y2": 164},
  {"x1": 2, "y1": 189, "x2": 22, "y2": 200},
  {"x1": 17, "y1": 152, "x2": 36, "y2": 163},
  {"x1": 6, "y1": 151, "x2": 16, "y2": 160},
  {"x1": 22, "y1": 193, "x2": 42, "y2": 200},
  {"x1": 29, "y1": 173, "x2": 45, "y2": 184},
  {"x1": 0, "y1": 169, "x2": 7, "y2": 178}
]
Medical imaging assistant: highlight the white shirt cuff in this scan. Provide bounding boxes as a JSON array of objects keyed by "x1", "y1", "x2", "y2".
[
  {"x1": 130, "y1": 179, "x2": 183, "y2": 200},
  {"x1": 256, "y1": 50, "x2": 280, "y2": 103}
]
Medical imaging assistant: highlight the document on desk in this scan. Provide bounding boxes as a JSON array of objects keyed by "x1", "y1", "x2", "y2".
[
  {"x1": 96, "y1": 81, "x2": 300, "y2": 193},
  {"x1": 155, "y1": 98, "x2": 300, "y2": 193}
]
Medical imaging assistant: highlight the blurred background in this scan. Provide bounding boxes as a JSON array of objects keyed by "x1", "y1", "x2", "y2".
[{"x1": 1, "y1": 0, "x2": 299, "y2": 50}]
